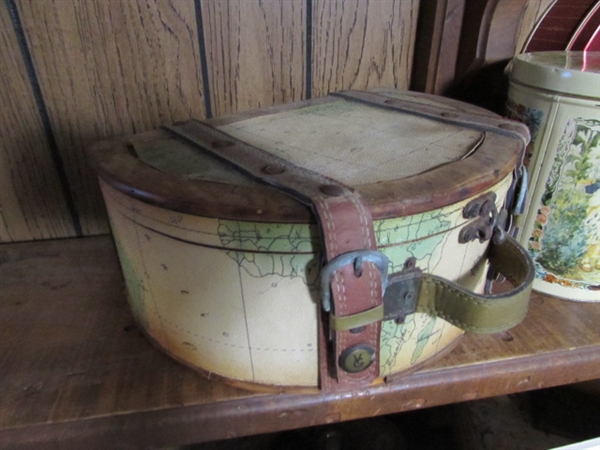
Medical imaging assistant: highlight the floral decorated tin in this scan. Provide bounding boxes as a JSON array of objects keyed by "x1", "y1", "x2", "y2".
[{"x1": 508, "y1": 51, "x2": 600, "y2": 301}]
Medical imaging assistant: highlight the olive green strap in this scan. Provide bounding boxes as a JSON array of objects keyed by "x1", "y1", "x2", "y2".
[
  {"x1": 331, "y1": 235, "x2": 534, "y2": 334},
  {"x1": 418, "y1": 235, "x2": 534, "y2": 333}
]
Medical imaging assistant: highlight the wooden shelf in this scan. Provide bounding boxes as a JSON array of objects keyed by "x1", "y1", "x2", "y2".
[{"x1": 1, "y1": 236, "x2": 599, "y2": 449}]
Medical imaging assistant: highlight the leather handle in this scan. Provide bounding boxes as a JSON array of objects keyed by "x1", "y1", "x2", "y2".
[
  {"x1": 329, "y1": 235, "x2": 534, "y2": 334},
  {"x1": 418, "y1": 235, "x2": 534, "y2": 334}
]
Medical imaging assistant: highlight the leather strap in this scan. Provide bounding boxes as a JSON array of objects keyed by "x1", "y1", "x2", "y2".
[
  {"x1": 328, "y1": 235, "x2": 534, "y2": 334},
  {"x1": 330, "y1": 90, "x2": 531, "y2": 147},
  {"x1": 418, "y1": 235, "x2": 533, "y2": 334},
  {"x1": 162, "y1": 108, "x2": 533, "y2": 391},
  {"x1": 163, "y1": 120, "x2": 384, "y2": 391}
]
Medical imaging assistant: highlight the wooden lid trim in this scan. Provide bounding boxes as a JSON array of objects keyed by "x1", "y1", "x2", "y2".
[{"x1": 87, "y1": 92, "x2": 525, "y2": 223}]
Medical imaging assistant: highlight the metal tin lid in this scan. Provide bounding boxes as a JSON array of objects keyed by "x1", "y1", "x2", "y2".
[{"x1": 510, "y1": 51, "x2": 600, "y2": 98}]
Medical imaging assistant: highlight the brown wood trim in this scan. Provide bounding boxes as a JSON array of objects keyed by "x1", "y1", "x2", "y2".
[
  {"x1": 87, "y1": 133, "x2": 313, "y2": 223},
  {"x1": 411, "y1": 0, "x2": 466, "y2": 95},
  {"x1": 449, "y1": 0, "x2": 531, "y2": 113},
  {"x1": 454, "y1": 0, "x2": 530, "y2": 80},
  {"x1": 2, "y1": 236, "x2": 599, "y2": 449},
  {"x1": 2, "y1": 345, "x2": 597, "y2": 450},
  {"x1": 87, "y1": 90, "x2": 525, "y2": 223}
]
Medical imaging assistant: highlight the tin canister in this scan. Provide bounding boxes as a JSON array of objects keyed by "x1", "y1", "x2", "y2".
[{"x1": 508, "y1": 51, "x2": 600, "y2": 301}]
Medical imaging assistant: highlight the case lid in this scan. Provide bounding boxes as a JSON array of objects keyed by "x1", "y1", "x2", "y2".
[
  {"x1": 88, "y1": 89, "x2": 528, "y2": 222},
  {"x1": 510, "y1": 51, "x2": 600, "y2": 98}
]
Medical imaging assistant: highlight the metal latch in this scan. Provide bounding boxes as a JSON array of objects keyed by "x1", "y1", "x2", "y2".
[
  {"x1": 382, "y1": 257, "x2": 422, "y2": 324},
  {"x1": 322, "y1": 254, "x2": 422, "y2": 331},
  {"x1": 511, "y1": 166, "x2": 528, "y2": 216},
  {"x1": 459, "y1": 192, "x2": 499, "y2": 244},
  {"x1": 320, "y1": 250, "x2": 389, "y2": 313}
]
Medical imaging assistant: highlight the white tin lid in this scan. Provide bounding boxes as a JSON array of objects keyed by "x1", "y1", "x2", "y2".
[{"x1": 510, "y1": 51, "x2": 600, "y2": 98}]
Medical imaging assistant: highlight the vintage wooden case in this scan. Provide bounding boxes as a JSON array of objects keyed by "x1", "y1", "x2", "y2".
[{"x1": 89, "y1": 89, "x2": 533, "y2": 392}]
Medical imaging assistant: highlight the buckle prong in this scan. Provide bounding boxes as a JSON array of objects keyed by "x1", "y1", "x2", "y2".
[{"x1": 320, "y1": 250, "x2": 389, "y2": 313}]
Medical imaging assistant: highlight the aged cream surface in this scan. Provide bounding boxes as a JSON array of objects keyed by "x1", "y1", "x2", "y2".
[{"x1": 101, "y1": 174, "x2": 511, "y2": 387}]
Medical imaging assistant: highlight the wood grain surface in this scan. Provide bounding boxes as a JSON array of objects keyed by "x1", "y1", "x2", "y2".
[
  {"x1": 14, "y1": 0, "x2": 207, "y2": 236},
  {"x1": 201, "y1": 0, "x2": 307, "y2": 117},
  {"x1": 410, "y1": 0, "x2": 466, "y2": 95},
  {"x1": 1, "y1": 236, "x2": 599, "y2": 449},
  {"x1": 0, "y1": 0, "x2": 566, "y2": 243},
  {"x1": 0, "y1": 4, "x2": 77, "y2": 242},
  {"x1": 311, "y1": 0, "x2": 419, "y2": 98}
]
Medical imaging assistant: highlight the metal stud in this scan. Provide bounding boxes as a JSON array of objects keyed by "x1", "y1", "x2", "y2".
[
  {"x1": 339, "y1": 344, "x2": 375, "y2": 373},
  {"x1": 319, "y1": 184, "x2": 345, "y2": 197}
]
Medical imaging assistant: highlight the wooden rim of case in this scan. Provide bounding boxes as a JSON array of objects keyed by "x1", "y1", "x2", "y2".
[{"x1": 87, "y1": 90, "x2": 527, "y2": 223}]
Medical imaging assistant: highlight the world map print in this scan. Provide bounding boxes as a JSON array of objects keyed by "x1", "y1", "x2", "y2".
[{"x1": 217, "y1": 198, "x2": 474, "y2": 377}]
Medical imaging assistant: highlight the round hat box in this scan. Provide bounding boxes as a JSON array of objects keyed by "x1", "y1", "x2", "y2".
[{"x1": 89, "y1": 89, "x2": 533, "y2": 391}]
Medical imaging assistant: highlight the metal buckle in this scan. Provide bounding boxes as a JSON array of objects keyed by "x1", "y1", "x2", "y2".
[
  {"x1": 485, "y1": 167, "x2": 529, "y2": 292},
  {"x1": 382, "y1": 257, "x2": 422, "y2": 324},
  {"x1": 320, "y1": 250, "x2": 389, "y2": 313},
  {"x1": 512, "y1": 166, "x2": 528, "y2": 216}
]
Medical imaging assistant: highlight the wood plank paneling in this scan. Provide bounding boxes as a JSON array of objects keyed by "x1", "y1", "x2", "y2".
[
  {"x1": 311, "y1": 0, "x2": 420, "y2": 98},
  {"x1": 410, "y1": 0, "x2": 466, "y2": 94},
  {"x1": 448, "y1": 0, "x2": 557, "y2": 113},
  {"x1": 201, "y1": 0, "x2": 307, "y2": 117},
  {"x1": 15, "y1": 0, "x2": 207, "y2": 236},
  {"x1": 4, "y1": 0, "x2": 541, "y2": 242},
  {"x1": 0, "y1": 4, "x2": 77, "y2": 242}
]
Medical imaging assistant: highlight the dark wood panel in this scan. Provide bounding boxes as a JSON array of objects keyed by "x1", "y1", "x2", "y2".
[
  {"x1": 2, "y1": 0, "x2": 424, "y2": 242},
  {"x1": 311, "y1": 0, "x2": 419, "y2": 98},
  {"x1": 201, "y1": 0, "x2": 307, "y2": 117},
  {"x1": 1, "y1": 236, "x2": 599, "y2": 449},
  {"x1": 0, "y1": 3, "x2": 77, "y2": 242},
  {"x1": 410, "y1": 0, "x2": 555, "y2": 96},
  {"x1": 15, "y1": 0, "x2": 207, "y2": 236},
  {"x1": 450, "y1": 0, "x2": 556, "y2": 113},
  {"x1": 411, "y1": 0, "x2": 466, "y2": 95}
]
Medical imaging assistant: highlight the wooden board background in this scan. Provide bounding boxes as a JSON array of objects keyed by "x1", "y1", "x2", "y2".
[{"x1": 1, "y1": 0, "x2": 554, "y2": 243}]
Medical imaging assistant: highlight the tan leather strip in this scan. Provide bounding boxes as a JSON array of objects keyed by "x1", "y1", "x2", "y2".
[
  {"x1": 164, "y1": 120, "x2": 384, "y2": 391},
  {"x1": 417, "y1": 236, "x2": 534, "y2": 333},
  {"x1": 327, "y1": 236, "x2": 534, "y2": 334},
  {"x1": 330, "y1": 304, "x2": 384, "y2": 331}
]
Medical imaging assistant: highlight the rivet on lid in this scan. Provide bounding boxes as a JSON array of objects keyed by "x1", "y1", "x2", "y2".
[
  {"x1": 319, "y1": 185, "x2": 345, "y2": 197},
  {"x1": 261, "y1": 165, "x2": 286, "y2": 175}
]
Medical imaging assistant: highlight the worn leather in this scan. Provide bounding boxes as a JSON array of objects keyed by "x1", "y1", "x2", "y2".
[
  {"x1": 163, "y1": 121, "x2": 384, "y2": 391},
  {"x1": 331, "y1": 90, "x2": 531, "y2": 147},
  {"x1": 329, "y1": 236, "x2": 534, "y2": 334},
  {"x1": 313, "y1": 193, "x2": 383, "y2": 391},
  {"x1": 163, "y1": 103, "x2": 533, "y2": 392},
  {"x1": 417, "y1": 235, "x2": 534, "y2": 334}
]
